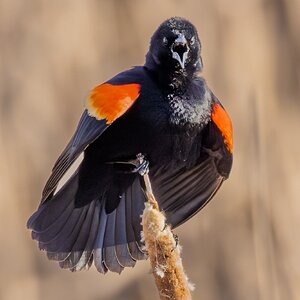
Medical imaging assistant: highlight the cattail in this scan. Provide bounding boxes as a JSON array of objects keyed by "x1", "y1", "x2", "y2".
[{"x1": 142, "y1": 173, "x2": 194, "y2": 300}]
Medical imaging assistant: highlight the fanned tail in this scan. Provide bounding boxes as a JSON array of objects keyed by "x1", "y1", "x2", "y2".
[{"x1": 27, "y1": 172, "x2": 147, "y2": 274}]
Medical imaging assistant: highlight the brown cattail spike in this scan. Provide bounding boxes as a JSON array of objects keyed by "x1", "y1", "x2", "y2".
[{"x1": 141, "y1": 173, "x2": 194, "y2": 300}]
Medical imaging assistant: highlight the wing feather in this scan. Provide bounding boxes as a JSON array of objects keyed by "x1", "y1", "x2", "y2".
[
  {"x1": 150, "y1": 157, "x2": 224, "y2": 228},
  {"x1": 41, "y1": 110, "x2": 108, "y2": 203}
]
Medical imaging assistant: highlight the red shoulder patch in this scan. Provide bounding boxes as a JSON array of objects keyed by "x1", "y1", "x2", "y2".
[
  {"x1": 86, "y1": 83, "x2": 141, "y2": 124},
  {"x1": 212, "y1": 103, "x2": 233, "y2": 154}
]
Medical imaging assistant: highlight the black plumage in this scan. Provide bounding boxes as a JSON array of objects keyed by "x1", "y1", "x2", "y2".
[{"x1": 27, "y1": 17, "x2": 233, "y2": 274}]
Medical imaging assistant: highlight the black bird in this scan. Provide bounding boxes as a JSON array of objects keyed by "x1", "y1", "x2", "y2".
[{"x1": 27, "y1": 17, "x2": 233, "y2": 274}]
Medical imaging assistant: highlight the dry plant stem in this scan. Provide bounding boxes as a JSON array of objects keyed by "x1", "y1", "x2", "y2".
[{"x1": 142, "y1": 173, "x2": 193, "y2": 300}]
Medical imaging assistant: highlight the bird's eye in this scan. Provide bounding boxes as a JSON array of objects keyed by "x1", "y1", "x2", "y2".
[
  {"x1": 163, "y1": 37, "x2": 168, "y2": 46},
  {"x1": 190, "y1": 36, "x2": 195, "y2": 46}
]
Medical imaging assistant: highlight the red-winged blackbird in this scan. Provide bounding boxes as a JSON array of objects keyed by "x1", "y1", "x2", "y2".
[{"x1": 27, "y1": 17, "x2": 233, "y2": 274}]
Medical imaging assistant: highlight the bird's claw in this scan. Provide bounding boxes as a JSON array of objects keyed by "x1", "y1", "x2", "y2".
[
  {"x1": 130, "y1": 153, "x2": 149, "y2": 176},
  {"x1": 172, "y1": 233, "x2": 179, "y2": 249}
]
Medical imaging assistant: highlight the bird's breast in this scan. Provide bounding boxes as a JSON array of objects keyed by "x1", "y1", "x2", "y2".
[
  {"x1": 136, "y1": 95, "x2": 210, "y2": 168},
  {"x1": 167, "y1": 90, "x2": 212, "y2": 128}
]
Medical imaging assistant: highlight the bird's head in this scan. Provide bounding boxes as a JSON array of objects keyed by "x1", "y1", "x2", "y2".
[{"x1": 145, "y1": 17, "x2": 203, "y2": 84}]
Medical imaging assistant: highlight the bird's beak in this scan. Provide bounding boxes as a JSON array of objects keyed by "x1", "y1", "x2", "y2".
[{"x1": 171, "y1": 34, "x2": 189, "y2": 69}]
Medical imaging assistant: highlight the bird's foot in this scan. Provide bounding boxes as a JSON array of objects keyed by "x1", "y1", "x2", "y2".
[{"x1": 130, "y1": 153, "x2": 149, "y2": 176}]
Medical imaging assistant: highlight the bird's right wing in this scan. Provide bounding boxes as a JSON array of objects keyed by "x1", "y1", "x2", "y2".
[{"x1": 41, "y1": 82, "x2": 141, "y2": 203}]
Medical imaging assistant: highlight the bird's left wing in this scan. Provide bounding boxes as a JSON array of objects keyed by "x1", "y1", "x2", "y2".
[
  {"x1": 150, "y1": 101, "x2": 233, "y2": 228},
  {"x1": 41, "y1": 83, "x2": 141, "y2": 203}
]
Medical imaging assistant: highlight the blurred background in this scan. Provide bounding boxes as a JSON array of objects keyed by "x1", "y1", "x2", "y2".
[{"x1": 0, "y1": 0, "x2": 299, "y2": 299}]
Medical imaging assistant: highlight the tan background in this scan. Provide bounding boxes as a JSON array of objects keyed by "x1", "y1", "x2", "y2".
[{"x1": 0, "y1": 0, "x2": 300, "y2": 299}]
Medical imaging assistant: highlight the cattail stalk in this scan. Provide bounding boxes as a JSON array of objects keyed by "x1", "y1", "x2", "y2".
[{"x1": 141, "y1": 173, "x2": 194, "y2": 300}]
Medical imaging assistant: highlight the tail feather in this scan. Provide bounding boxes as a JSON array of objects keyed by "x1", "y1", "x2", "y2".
[
  {"x1": 70, "y1": 201, "x2": 101, "y2": 272},
  {"x1": 125, "y1": 183, "x2": 145, "y2": 260},
  {"x1": 115, "y1": 194, "x2": 136, "y2": 267},
  {"x1": 44, "y1": 204, "x2": 89, "y2": 255},
  {"x1": 28, "y1": 169, "x2": 147, "y2": 274},
  {"x1": 93, "y1": 206, "x2": 108, "y2": 274},
  {"x1": 59, "y1": 200, "x2": 97, "y2": 269},
  {"x1": 30, "y1": 197, "x2": 75, "y2": 244},
  {"x1": 103, "y1": 210, "x2": 124, "y2": 273}
]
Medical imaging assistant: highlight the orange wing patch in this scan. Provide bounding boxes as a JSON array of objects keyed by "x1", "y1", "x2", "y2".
[
  {"x1": 86, "y1": 83, "x2": 141, "y2": 124},
  {"x1": 212, "y1": 103, "x2": 233, "y2": 154}
]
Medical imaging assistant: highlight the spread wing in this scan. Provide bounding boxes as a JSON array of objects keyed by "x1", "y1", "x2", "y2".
[
  {"x1": 41, "y1": 82, "x2": 141, "y2": 203},
  {"x1": 150, "y1": 101, "x2": 233, "y2": 228}
]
